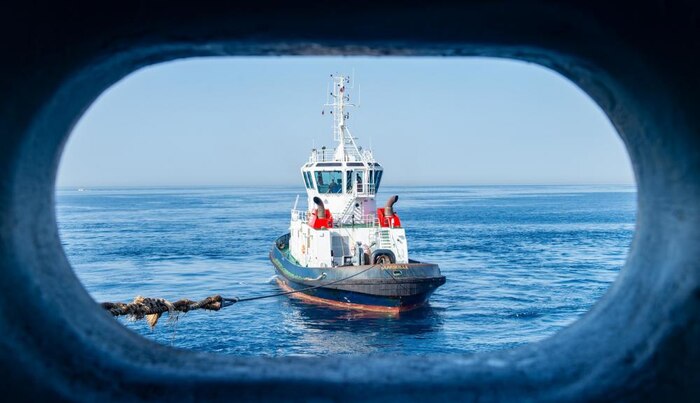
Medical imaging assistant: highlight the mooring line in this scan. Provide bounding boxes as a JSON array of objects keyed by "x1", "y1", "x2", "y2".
[
  {"x1": 100, "y1": 263, "x2": 381, "y2": 328},
  {"x1": 224, "y1": 263, "x2": 379, "y2": 305}
]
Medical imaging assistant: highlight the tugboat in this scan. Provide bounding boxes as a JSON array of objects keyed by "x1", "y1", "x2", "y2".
[{"x1": 270, "y1": 75, "x2": 445, "y2": 313}]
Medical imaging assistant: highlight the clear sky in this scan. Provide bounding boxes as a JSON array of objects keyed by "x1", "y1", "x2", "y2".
[{"x1": 56, "y1": 57, "x2": 634, "y2": 187}]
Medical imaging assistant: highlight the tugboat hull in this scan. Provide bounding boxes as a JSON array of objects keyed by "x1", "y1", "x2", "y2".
[{"x1": 270, "y1": 234, "x2": 446, "y2": 313}]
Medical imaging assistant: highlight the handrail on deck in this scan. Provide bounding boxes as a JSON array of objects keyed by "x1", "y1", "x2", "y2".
[{"x1": 291, "y1": 209, "x2": 377, "y2": 228}]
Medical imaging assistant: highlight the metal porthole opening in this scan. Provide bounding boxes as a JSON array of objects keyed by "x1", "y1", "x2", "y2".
[{"x1": 0, "y1": 2, "x2": 698, "y2": 401}]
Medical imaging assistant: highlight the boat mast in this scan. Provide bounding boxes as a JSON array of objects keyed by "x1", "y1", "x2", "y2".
[{"x1": 325, "y1": 75, "x2": 363, "y2": 162}]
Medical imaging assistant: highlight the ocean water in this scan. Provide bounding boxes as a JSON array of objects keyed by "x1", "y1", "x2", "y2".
[{"x1": 56, "y1": 185, "x2": 636, "y2": 355}]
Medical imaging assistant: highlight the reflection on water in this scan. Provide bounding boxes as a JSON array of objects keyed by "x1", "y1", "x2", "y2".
[
  {"x1": 278, "y1": 296, "x2": 444, "y2": 355},
  {"x1": 287, "y1": 296, "x2": 444, "y2": 333}
]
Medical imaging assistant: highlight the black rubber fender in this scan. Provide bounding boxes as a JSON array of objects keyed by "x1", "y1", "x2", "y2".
[{"x1": 371, "y1": 249, "x2": 396, "y2": 264}]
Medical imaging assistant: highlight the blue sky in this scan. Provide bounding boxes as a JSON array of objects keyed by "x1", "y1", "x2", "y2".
[{"x1": 57, "y1": 57, "x2": 634, "y2": 187}]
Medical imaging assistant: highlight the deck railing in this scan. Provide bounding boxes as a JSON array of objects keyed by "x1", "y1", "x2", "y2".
[
  {"x1": 290, "y1": 209, "x2": 308, "y2": 223},
  {"x1": 308, "y1": 147, "x2": 374, "y2": 163},
  {"x1": 290, "y1": 209, "x2": 378, "y2": 228},
  {"x1": 335, "y1": 213, "x2": 378, "y2": 228}
]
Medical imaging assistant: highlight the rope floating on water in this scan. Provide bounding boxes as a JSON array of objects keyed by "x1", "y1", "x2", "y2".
[
  {"x1": 100, "y1": 264, "x2": 380, "y2": 328},
  {"x1": 101, "y1": 295, "x2": 226, "y2": 328}
]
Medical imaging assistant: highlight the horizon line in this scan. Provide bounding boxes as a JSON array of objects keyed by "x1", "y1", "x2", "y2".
[{"x1": 55, "y1": 182, "x2": 637, "y2": 190}]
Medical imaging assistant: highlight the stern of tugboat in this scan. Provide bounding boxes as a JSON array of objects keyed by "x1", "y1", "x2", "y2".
[
  {"x1": 269, "y1": 74, "x2": 445, "y2": 313},
  {"x1": 271, "y1": 234, "x2": 445, "y2": 313}
]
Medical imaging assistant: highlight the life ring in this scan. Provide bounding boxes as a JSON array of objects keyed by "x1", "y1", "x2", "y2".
[{"x1": 301, "y1": 244, "x2": 306, "y2": 254}]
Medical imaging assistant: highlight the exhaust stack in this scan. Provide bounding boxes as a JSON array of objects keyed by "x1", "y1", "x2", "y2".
[
  {"x1": 313, "y1": 196, "x2": 326, "y2": 219},
  {"x1": 384, "y1": 195, "x2": 399, "y2": 216}
]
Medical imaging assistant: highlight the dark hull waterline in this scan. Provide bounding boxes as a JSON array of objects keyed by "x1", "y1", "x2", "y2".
[{"x1": 270, "y1": 234, "x2": 446, "y2": 313}]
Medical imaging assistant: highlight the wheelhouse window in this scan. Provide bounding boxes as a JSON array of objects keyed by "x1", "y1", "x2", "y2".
[
  {"x1": 316, "y1": 170, "x2": 343, "y2": 194},
  {"x1": 302, "y1": 172, "x2": 309, "y2": 188},
  {"x1": 355, "y1": 170, "x2": 365, "y2": 193},
  {"x1": 302, "y1": 171, "x2": 314, "y2": 189},
  {"x1": 369, "y1": 170, "x2": 383, "y2": 192}
]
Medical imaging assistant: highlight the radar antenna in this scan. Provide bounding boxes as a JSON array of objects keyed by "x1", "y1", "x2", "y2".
[{"x1": 323, "y1": 75, "x2": 367, "y2": 162}]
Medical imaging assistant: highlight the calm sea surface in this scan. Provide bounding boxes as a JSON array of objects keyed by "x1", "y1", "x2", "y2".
[{"x1": 56, "y1": 185, "x2": 636, "y2": 355}]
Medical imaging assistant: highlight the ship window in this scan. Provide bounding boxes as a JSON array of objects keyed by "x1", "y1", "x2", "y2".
[
  {"x1": 302, "y1": 172, "x2": 310, "y2": 188},
  {"x1": 369, "y1": 170, "x2": 383, "y2": 192},
  {"x1": 375, "y1": 171, "x2": 383, "y2": 190},
  {"x1": 315, "y1": 171, "x2": 343, "y2": 193},
  {"x1": 303, "y1": 171, "x2": 314, "y2": 189},
  {"x1": 355, "y1": 170, "x2": 365, "y2": 193},
  {"x1": 346, "y1": 171, "x2": 353, "y2": 193}
]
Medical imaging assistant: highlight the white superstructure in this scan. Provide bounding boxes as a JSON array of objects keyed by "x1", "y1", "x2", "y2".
[{"x1": 288, "y1": 75, "x2": 409, "y2": 268}]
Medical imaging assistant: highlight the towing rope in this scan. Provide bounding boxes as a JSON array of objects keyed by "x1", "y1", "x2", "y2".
[
  {"x1": 101, "y1": 296, "x2": 224, "y2": 328},
  {"x1": 101, "y1": 264, "x2": 379, "y2": 328}
]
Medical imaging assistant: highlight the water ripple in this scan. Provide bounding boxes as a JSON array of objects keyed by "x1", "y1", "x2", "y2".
[{"x1": 56, "y1": 185, "x2": 635, "y2": 355}]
